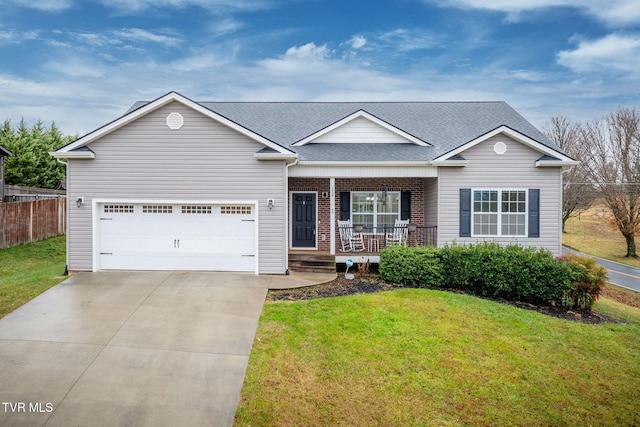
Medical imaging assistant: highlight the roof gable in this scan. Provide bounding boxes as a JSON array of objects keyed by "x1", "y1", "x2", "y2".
[
  {"x1": 53, "y1": 92, "x2": 295, "y2": 159},
  {"x1": 52, "y1": 96, "x2": 571, "y2": 164},
  {"x1": 292, "y1": 110, "x2": 429, "y2": 146},
  {"x1": 433, "y1": 125, "x2": 578, "y2": 166}
]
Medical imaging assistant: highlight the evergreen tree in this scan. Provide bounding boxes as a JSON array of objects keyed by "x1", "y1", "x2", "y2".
[{"x1": 0, "y1": 119, "x2": 76, "y2": 189}]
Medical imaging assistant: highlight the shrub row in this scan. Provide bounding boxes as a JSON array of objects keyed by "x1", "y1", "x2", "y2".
[{"x1": 379, "y1": 243, "x2": 606, "y2": 309}]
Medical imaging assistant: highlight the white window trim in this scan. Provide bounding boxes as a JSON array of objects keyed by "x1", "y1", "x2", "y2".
[
  {"x1": 471, "y1": 189, "x2": 528, "y2": 238},
  {"x1": 350, "y1": 191, "x2": 401, "y2": 230}
]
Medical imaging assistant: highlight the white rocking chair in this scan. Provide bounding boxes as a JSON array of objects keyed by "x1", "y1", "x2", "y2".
[
  {"x1": 338, "y1": 219, "x2": 365, "y2": 252},
  {"x1": 386, "y1": 219, "x2": 409, "y2": 246}
]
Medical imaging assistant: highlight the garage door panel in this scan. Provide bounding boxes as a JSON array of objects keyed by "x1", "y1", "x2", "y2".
[
  {"x1": 100, "y1": 253, "x2": 255, "y2": 271},
  {"x1": 179, "y1": 237, "x2": 254, "y2": 254},
  {"x1": 97, "y1": 203, "x2": 256, "y2": 272}
]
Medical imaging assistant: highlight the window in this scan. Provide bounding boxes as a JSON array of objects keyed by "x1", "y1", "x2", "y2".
[
  {"x1": 142, "y1": 205, "x2": 172, "y2": 214},
  {"x1": 473, "y1": 190, "x2": 526, "y2": 236},
  {"x1": 181, "y1": 205, "x2": 212, "y2": 214},
  {"x1": 501, "y1": 190, "x2": 526, "y2": 235},
  {"x1": 103, "y1": 204, "x2": 134, "y2": 213},
  {"x1": 221, "y1": 205, "x2": 252, "y2": 215},
  {"x1": 473, "y1": 190, "x2": 497, "y2": 235},
  {"x1": 351, "y1": 191, "x2": 400, "y2": 229}
]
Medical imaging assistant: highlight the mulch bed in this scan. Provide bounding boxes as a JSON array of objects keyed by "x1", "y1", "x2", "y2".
[{"x1": 267, "y1": 273, "x2": 624, "y2": 324}]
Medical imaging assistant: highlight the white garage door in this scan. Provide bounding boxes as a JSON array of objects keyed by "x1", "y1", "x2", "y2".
[{"x1": 97, "y1": 203, "x2": 256, "y2": 272}]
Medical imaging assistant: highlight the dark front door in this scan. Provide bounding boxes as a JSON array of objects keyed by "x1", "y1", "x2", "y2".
[{"x1": 292, "y1": 193, "x2": 316, "y2": 248}]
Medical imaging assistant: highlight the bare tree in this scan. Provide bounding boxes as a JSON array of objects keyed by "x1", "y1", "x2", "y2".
[
  {"x1": 581, "y1": 107, "x2": 640, "y2": 258},
  {"x1": 542, "y1": 116, "x2": 594, "y2": 232}
]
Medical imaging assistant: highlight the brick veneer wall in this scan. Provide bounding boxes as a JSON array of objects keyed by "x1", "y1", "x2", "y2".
[
  {"x1": 289, "y1": 177, "x2": 427, "y2": 251},
  {"x1": 289, "y1": 178, "x2": 332, "y2": 251}
]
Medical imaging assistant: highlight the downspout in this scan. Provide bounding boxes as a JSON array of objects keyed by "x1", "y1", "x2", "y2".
[
  {"x1": 284, "y1": 156, "x2": 299, "y2": 275},
  {"x1": 55, "y1": 157, "x2": 70, "y2": 276}
]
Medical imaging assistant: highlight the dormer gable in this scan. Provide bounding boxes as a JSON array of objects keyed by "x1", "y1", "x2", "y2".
[{"x1": 292, "y1": 110, "x2": 429, "y2": 146}]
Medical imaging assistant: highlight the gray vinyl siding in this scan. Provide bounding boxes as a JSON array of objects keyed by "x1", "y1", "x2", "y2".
[
  {"x1": 312, "y1": 116, "x2": 411, "y2": 144},
  {"x1": 438, "y1": 135, "x2": 562, "y2": 254},
  {"x1": 424, "y1": 177, "x2": 438, "y2": 227},
  {"x1": 66, "y1": 102, "x2": 286, "y2": 273}
]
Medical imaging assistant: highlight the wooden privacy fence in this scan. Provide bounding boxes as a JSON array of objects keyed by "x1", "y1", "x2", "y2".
[{"x1": 0, "y1": 198, "x2": 67, "y2": 249}]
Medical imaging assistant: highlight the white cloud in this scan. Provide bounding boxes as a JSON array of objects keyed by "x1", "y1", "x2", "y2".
[
  {"x1": 283, "y1": 42, "x2": 332, "y2": 60},
  {"x1": 112, "y1": 28, "x2": 182, "y2": 46},
  {"x1": 0, "y1": 30, "x2": 16, "y2": 41},
  {"x1": 376, "y1": 28, "x2": 438, "y2": 52},
  {"x1": 557, "y1": 33, "x2": 640, "y2": 73},
  {"x1": 95, "y1": 0, "x2": 271, "y2": 13},
  {"x1": 167, "y1": 52, "x2": 229, "y2": 71},
  {"x1": 0, "y1": 28, "x2": 39, "y2": 44},
  {"x1": 0, "y1": 38, "x2": 634, "y2": 138},
  {"x1": 5, "y1": 0, "x2": 73, "y2": 11},
  {"x1": 349, "y1": 36, "x2": 366, "y2": 49},
  {"x1": 430, "y1": 0, "x2": 640, "y2": 26},
  {"x1": 49, "y1": 28, "x2": 182, "y2": 51},
  {"x1": 209, "y1": 18, "x2": 244, "y2": 36},
  {"x1": 2, "y1": 0, "x2": 273, "y2": 14},
  {"x1": 506, "y1": 70, "x2": 549, "y2": 82},
  {"x1": 43, "y1": 56, "x2": 106, "y2": 78}
]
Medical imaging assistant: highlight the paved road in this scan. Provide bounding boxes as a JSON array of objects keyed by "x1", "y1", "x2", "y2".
[{"x1": 563, "y1": 246, "x2": 640, "y2": 293}]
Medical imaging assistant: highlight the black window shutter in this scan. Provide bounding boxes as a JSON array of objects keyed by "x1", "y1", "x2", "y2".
[
  {"x1": 460, "y1": 188, "x2": 471, "y2": 237},
  {"x1": 401, "y1": 191, "x2": 411, "y2": 220},
  {"x1": 528, "y1": 189, "x2": 540, "y2": 238},
  {"x1": 339, "y1": 192, "x2": 351, "y2": 221}
]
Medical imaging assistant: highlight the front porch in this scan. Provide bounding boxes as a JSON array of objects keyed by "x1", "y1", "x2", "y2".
[
  {"x1": 288, "y1": 176, "x2": 438, "y2": 254},
  {"x1": 288, "y1": 224, "x2": 438, "y2": 272}
]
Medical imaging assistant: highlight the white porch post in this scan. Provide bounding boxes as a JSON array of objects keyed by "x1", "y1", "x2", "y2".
[{"x1": 330, "y1": 177, "x2": 336, "y2": 255}]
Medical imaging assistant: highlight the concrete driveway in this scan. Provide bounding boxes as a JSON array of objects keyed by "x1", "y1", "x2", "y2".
[{"x1": 0, "y1": 271, "x2": 272, "y2": 426}]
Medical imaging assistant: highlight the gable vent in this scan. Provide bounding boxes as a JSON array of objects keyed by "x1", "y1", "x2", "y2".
[{"x1": 166, "y1": 112, "x2": 184, "y2": 130}]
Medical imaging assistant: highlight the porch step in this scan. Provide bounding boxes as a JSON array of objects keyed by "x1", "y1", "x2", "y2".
[{"x1": 288, "y1": 253, "x2": 336, "y2": 274}]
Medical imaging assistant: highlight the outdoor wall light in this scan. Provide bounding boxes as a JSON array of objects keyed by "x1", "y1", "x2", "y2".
[
  {"x1": 76, "y1": 197, "x2": 84, "y2": 208},
  {"x1": 381, "y1": 183, "x2": 388, "y2": 202},
  {"x1": 267, "y1": 198, "x2": 274, "y2": 210}
]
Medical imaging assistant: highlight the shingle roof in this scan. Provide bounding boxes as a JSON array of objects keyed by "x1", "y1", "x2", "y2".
[{"x1": 129, "y1": 100, "x2": 562, "y2": 161}]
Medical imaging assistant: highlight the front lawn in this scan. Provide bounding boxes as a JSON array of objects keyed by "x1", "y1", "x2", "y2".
[
  {"x1": 0, "y1": 236, "x2": 67, "y2": 318},
  {"x1": 236, "y1": 289, "x2": 640, "y2": 426},
  {"x1": 564, "y1": 204, "x2": 640, "y2": 268}
]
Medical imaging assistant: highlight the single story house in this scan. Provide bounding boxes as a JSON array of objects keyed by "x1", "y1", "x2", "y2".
[
  {"x1": 0, "y1": 144, "x2": 12, "y2": 202},
  {"x1": 52, "y1": 92, "x2": 577, "y2": 274}
]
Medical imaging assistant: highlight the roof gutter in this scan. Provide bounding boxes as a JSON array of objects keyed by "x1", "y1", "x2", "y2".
[
  {"x1": 50, "y1": 151, "x2": 95, "y2": 159},
  {"x1": 254, "y1": 152, "x2": 298, "y2": 160}
]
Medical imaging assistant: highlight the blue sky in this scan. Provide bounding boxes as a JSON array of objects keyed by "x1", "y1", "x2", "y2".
[{"x1": 0, "y1": 0, "x2": 638, "y2": 136}]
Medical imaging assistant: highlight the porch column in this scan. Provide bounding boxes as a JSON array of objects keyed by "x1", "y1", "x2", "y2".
[{"x1": 330, "y1": 177, "x2": 335, "y2": 255}]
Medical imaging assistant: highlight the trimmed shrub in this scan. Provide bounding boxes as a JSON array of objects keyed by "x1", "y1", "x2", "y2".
[
  {"x1": 557, "y1": 254, "x2": 608, "y2": 310},
  {"x1": 379, "y1": 245, "x2": 443, "y2": 288},
  {"x1": 380, "y1": 242, "x2": 575, "y2": 306},
  {"x1": 439, "y1": 242, "x2": 574, "y2": 304}
]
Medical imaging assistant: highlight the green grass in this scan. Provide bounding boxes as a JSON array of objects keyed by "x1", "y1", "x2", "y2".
[
  {"x1": 0, "y1": 237, "x2": 67, "y2": 318},
  {"x1": 564, "y1": 205, "x2": 640, "y2": 268},
  {"x1": 236, "y1": 289, "x2": 640, "y2": 426}
]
